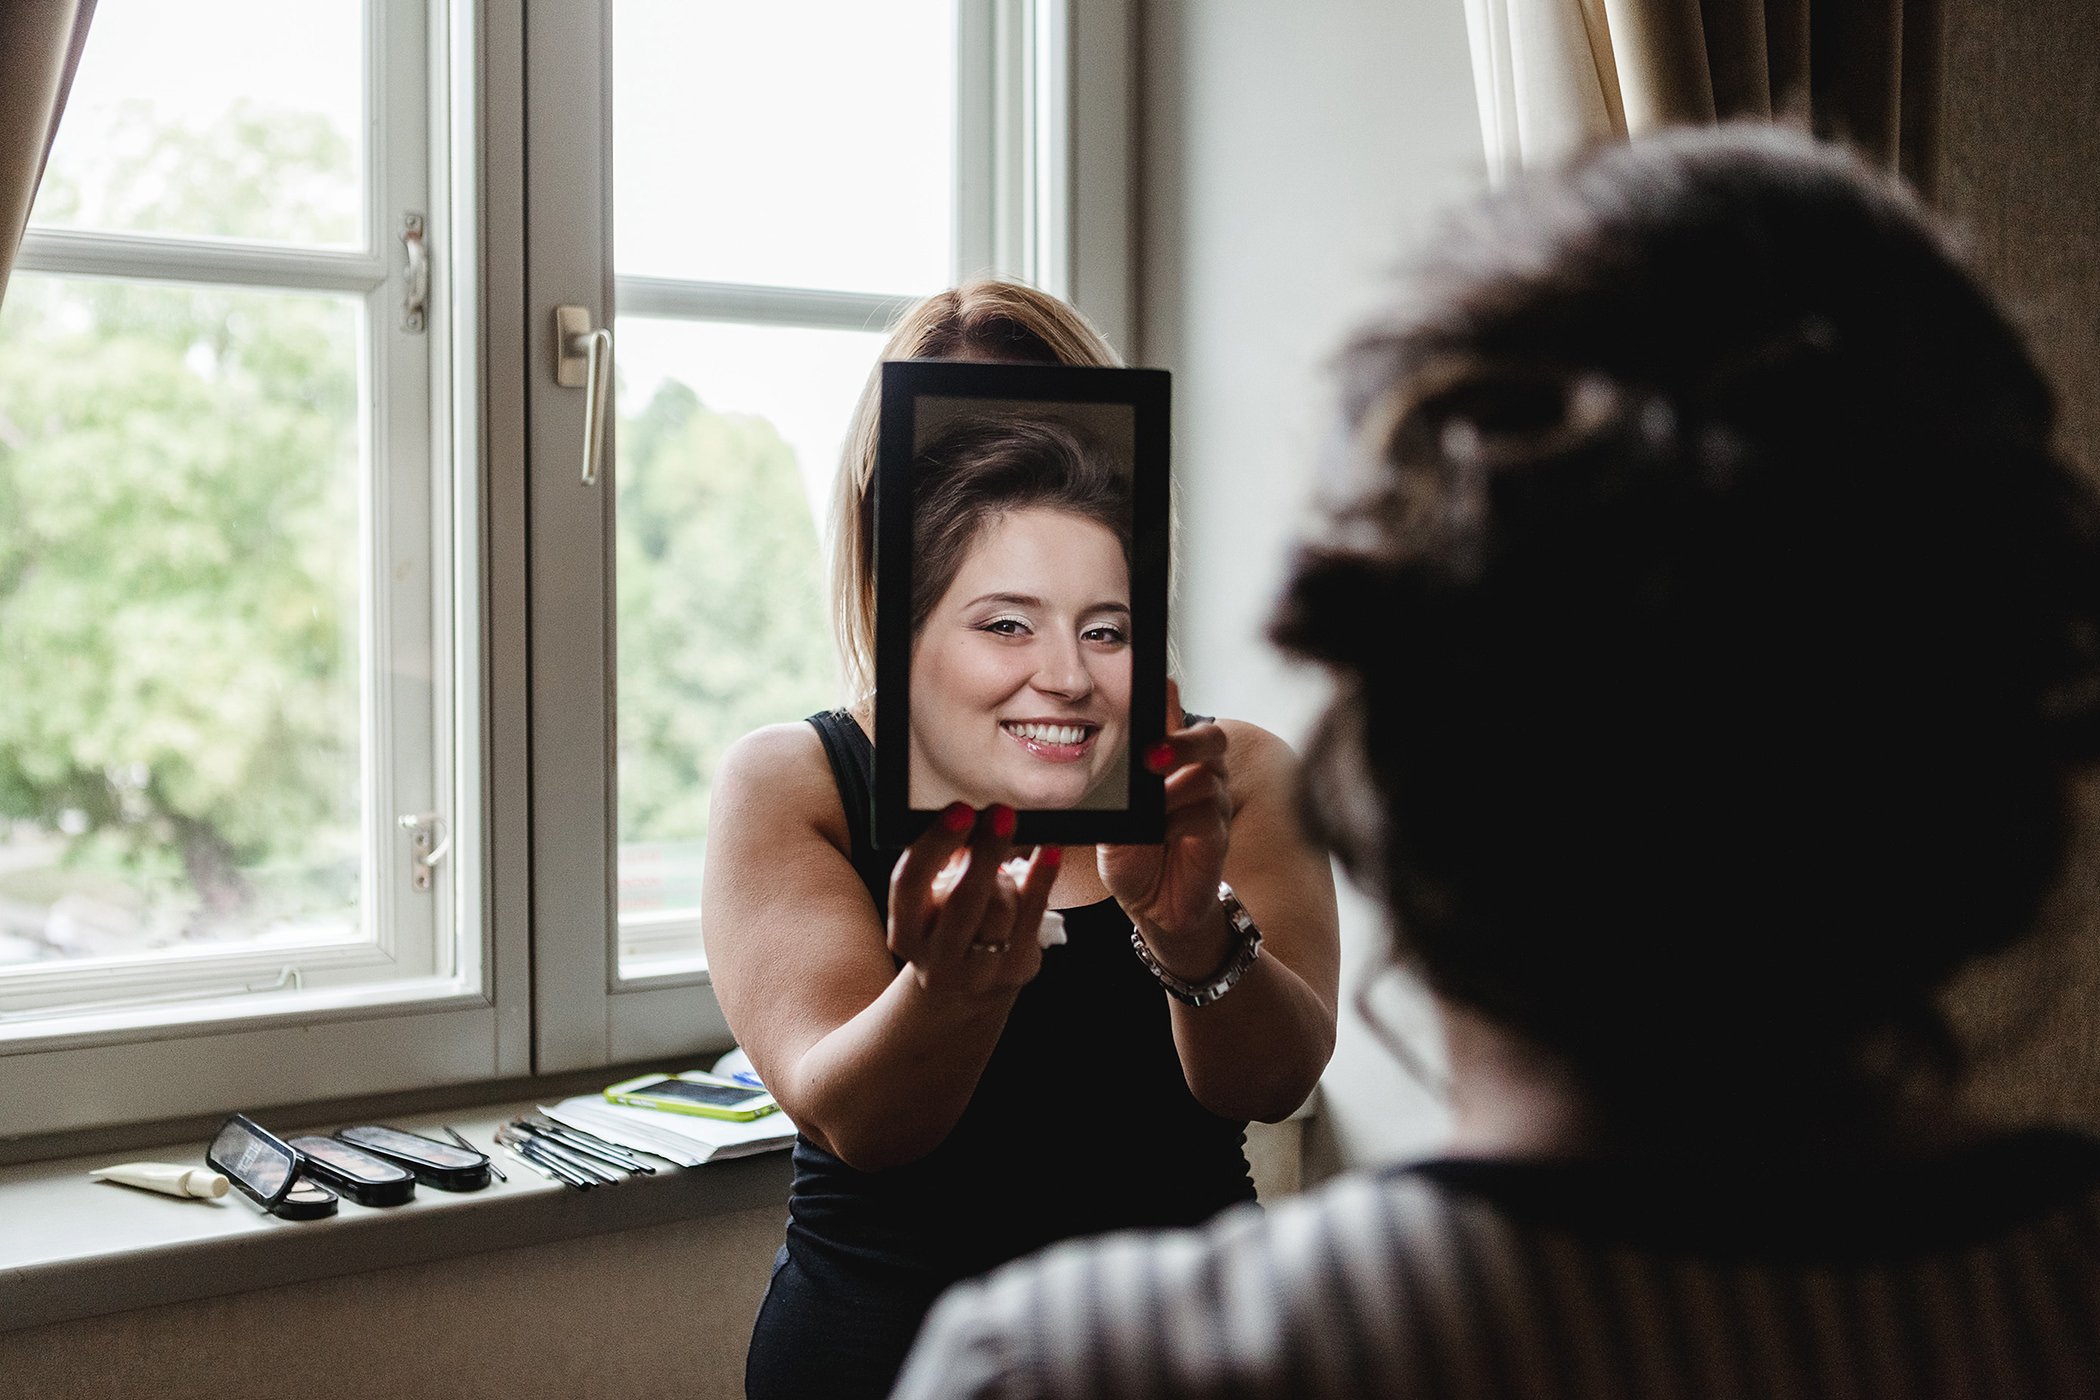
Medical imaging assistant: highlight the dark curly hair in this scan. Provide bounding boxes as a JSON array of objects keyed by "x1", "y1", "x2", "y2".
[{"x1": 1271, "y1": 126, "x2": 2100, "y2": 1119}]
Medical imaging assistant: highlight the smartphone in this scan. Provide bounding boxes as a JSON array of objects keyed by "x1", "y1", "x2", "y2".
[{"x1": 604, "y1": 1071, "x2": 780, "y2": 1122}]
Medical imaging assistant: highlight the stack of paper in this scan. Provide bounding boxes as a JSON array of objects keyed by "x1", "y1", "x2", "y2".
[{"x1": 542, "y1": 1095, "x2": 796, "y2": 1167}]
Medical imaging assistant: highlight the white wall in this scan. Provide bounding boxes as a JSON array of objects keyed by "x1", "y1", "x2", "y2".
[{"x1": 1137, "y1": 0, "x2": 1487, "y2": 1170}]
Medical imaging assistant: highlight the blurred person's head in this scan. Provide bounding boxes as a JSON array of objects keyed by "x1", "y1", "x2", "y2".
[
  {"x1": 832, "y1": 280, "x2": 1123, "y2": 701},
  {"x1": 1271, "y1": 126, "x2": 2100, "y2": 1145},
  {"x1": 907, "y1": 418, "x2": 1134, "y2": 811}
]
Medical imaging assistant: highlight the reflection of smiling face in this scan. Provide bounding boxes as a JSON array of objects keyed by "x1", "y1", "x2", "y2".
[{"x1": 909, "y1": 508, "x2": 1132, "y2": 811}]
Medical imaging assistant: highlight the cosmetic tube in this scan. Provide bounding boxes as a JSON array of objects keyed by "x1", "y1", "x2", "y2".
[{"x1": 89, "y1": 1162, "x2": 230, "y2": 1199}]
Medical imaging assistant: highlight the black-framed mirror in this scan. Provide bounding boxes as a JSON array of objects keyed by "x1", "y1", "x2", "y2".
[{"x1": 873, "y1": 360, "x2": 1170, "y2": 849}]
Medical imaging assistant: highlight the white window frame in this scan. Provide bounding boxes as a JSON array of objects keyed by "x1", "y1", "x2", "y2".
[
  {"x1": 0, "y1": 0, "x2": 1135, "y2": 1140},
  {"x1": 0, "y1": 0, "x2": 525, "y2": 1141}
]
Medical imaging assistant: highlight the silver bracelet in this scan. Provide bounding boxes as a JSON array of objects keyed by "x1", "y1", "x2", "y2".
[{"x1": 1130, "y1": 882, "x2": 1264, "y2": 1006}]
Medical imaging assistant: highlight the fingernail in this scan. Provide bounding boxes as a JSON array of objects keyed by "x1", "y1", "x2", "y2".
[
  {"x1": 942, "y1": 801, "x2": 975, "y2": 833},
  {"x1": 1144, "y1": 741, "x2": 1176, "y2": 773},
  {"x1": 1038, "y1": 844, "x2": 1062, "y2": 870},
  {"x1": 989, "y1": 805, "x2": 1017, "y2": 838}
]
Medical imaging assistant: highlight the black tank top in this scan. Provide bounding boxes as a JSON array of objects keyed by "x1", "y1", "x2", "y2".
[{"x1": 787, "y1": 710, "x2": 1256, "y2": 1284}]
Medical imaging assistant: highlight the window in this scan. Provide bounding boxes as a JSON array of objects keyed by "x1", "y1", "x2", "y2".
[
  {"x1": 523, "y1": 0, "x2": 1134, "y2": 1074},
  {"x1": 0, "y1": 0, "x2": 502, "y2": 1137},
  {"x1": 0, "y1": 0, "x2": 459, "y2": 1017},
  {"x1": 0, "y1": 0, "x2": 1132, "y2": 1136},
  {"x1": 609, "y1": 0, "x2": 955, "y2": 977},
  {"x1": 606, "y1": 0, "x2": 1142, "y2": 979}
]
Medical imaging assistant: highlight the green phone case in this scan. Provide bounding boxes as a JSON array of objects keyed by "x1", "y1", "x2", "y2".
[{"x1": 602, "y1": 1071, "x2": 781, "y2": 1122}]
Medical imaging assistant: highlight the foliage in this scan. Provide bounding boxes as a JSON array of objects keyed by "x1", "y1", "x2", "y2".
[
  {"x1": 0, "y1": 104, "x2": 361, "y2": 937},
  {"x1": 0, "y1": 100, "x2": 832, "y2": 951},
  {"x1": 0, "y1": 279, "x2": 362, "y2": 927},
  {"x1": 615, "y1": 381, "x2": 835, "y2": 851},
  {"x1": 33, "y1": 98, "x2": 359, "y2": 245}
]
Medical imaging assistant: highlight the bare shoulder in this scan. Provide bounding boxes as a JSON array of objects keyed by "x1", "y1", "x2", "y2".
[
  {"x1": 710, "y1": 719, "x2": 850, "y2": 853},
  {"x1": 1214, "y1": 717, "x2": 1297, "y2": 764},
  {"x1": 715, "y1": 719, "x2": 829, "y2": 782}
]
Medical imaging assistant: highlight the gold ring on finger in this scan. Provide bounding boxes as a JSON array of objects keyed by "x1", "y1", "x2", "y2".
[{"x1": 969, "y1": 940, "x2": 1008, "y2": 954}]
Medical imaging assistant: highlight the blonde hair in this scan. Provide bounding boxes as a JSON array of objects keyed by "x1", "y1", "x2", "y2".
[{"x1": 828, "y1": 279, "x2": 1125, "y2": 702}]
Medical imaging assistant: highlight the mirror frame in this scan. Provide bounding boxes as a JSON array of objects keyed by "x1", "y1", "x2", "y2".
[{"x1": 873, "y1": 359, "x2": 1171, "y2": 849}]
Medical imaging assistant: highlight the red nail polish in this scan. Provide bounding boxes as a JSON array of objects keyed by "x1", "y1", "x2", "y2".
[
  {"x1": 989, "y1": 805, "x2": 1017, "y2": 838},
  {"x1": 1145, "y1": 741, "x2": 1176, "y2": 773},
  {"x1": 942, "y1": 801, "x2": 975, "y2": 833},
  {"x1": 1039, "y1": 844, "x2": 1063, "y2": 870}
]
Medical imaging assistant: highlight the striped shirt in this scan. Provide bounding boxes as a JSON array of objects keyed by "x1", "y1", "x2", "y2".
[{"x1": 892, "y1": 1132, "x2": 2100, "y2": 1399}]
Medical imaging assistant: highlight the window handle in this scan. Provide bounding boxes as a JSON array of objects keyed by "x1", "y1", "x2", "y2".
[
  {"x1": 553, "y1": 306, "x2": 613, "y2": 485},
  {"x1": 401, "y1": 213, "x2": 429, "y2": 332}
]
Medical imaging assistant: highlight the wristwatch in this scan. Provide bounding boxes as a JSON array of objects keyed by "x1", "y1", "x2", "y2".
[{"x1": 1130, "y1": 882, "x2": 1264, "y2": 1007}]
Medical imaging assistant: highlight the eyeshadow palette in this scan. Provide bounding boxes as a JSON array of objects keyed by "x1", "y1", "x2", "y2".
[
  {"x1": 290, "y1": 1135, "x2": 417, "y2": 1207},
  {"x1": 335, "y1": 1124, "x2": 492, "y2": 1191}
]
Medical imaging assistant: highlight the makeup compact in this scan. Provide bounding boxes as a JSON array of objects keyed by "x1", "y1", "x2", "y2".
[
  {"x1": 275, "y1": 1180, "x2": 341, "y2": 1220},
  {"x1": 206, "y1": 1113, "x2": 339, "y2": 1220},
  {"x1": 335, "y1": 1124, "x2": 492, "y2": 1191},
  {"x1": 289, "y1": 1135, "x2": 417, "y2": 1207}
]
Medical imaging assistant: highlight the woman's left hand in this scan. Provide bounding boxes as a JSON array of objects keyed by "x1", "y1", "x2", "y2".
[{"x1": 1099, "y1": 680, "x2": 1237, "y2": 979}]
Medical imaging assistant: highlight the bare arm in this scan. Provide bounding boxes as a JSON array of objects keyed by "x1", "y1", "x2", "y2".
[
  {"x1": 1102, "y1": 702, "x2": 1340, "y2": 1123},
  {"x1": 702, "y1": 722, "x2": 1056, "y2": 1171}
]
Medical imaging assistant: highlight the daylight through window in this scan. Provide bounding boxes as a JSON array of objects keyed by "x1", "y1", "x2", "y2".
[
  {"x1": 0, "y1": 0, "x2": 454, "y2": 1028},
  {"x1": 610, "y1": 0, "x2": 957, "y2": 976}
]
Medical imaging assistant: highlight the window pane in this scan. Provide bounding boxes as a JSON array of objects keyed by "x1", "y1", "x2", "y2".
[
  {"x1": 613, "y1": 0, "x2": 955, "y2": 295},
  {"x1": 0, "y1": 276, "x2": 363, "y2": 969},
  {"x1": 615, "y1": 319, "x2": 885, "y2": 973},
  {"x1": 29, "y1": 0, "x2": 365, "y2": 248}
]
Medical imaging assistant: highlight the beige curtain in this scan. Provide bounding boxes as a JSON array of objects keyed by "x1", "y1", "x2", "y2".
[
  {"x1": 1465, "y1": 0, "x2": 1945, "y2": 196},
  {"x1": 0, "y1": 0, "x2": 97, "y2": 305}
]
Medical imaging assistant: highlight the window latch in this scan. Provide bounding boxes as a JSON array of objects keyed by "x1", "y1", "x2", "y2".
[
  {"x1": 401, "y1": 213, "x2": 430, "y2": 333},
  {"x1": 553, "y1": 305, "x2": 613, "y2": 486},
  {"x1": 398, "y1": 812, "x2": 451, "y2": 893}
]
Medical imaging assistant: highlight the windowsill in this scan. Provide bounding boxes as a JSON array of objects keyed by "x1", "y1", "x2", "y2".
[{"x1": 0, "y1": 1098, "x2": 791, "y2": 1333}]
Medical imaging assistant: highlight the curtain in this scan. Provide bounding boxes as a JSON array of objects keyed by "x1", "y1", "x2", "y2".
[
  {"x1": 0, "y1": 0, "x2": 98, "y2": 306},
  {"x1": 1465, "y1": 0, "x2": 1945, "y2": 196}
]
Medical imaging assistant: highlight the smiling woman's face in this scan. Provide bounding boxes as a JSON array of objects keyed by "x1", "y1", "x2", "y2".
[{"x1": 908, "y1": 507, "x2": 1132, "y2": 811}]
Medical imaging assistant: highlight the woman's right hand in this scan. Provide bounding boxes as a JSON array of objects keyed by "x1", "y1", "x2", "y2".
[{"x1": 887, "y1": 802, "x2": 1059, "y2": 1003}]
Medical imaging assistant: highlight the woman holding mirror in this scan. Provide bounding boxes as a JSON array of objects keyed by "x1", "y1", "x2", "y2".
[{"x1": 704, "y1": 280, "x2": 1341, "y2": 1400}]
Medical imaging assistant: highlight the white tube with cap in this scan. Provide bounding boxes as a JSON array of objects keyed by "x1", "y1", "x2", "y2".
[{"x1": 88, "y1": 1161, "x2": 230, "y2": 1199}]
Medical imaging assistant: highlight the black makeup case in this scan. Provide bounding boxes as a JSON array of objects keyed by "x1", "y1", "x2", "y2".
[
  {"x1": 275, "y1": 1180, "x2": 340, "y2": 1219},
  {"x1": 290, "y1": 1135, "x2": 417, "y2": 1207},
  {"x1": 335, "y1": 1124, "x2": 492, "y2": 1191},
  {"x1": 207, "y1": 1113, "x2": 339, "y2": 1219}
]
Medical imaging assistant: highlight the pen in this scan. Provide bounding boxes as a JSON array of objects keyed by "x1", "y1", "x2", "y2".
[{"x1": 443, "y1": 1125, "x2": 505, "y2": 1182}]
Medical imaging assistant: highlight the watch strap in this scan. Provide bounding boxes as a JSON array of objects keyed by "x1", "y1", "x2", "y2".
[{"x1": 1130, "y1": 881, "x2": 1264, "y2": 1007}]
